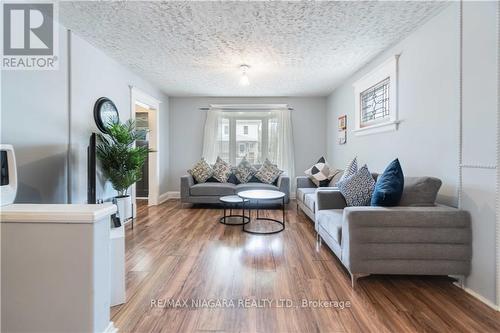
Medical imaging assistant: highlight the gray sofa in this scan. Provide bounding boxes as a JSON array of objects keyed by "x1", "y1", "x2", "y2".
[
  {"x1": 181, "y1": 169, "x2": 290, "y2": 205},
  {"x1": 296, "y1": 172, "x2": 345, "y2": 220},
  {"x1": 314, "y1": 177, "x2": 472, "y2": 287}
]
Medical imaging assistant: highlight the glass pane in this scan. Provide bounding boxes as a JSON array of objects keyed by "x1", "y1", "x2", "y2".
[
  {"x1": 360, "y1": 77, "x2": 390, "y2": 126},
  {"x1": 236, "y1": 119, "x2": 261, "y2": 165},
  {"x1": 217, "y1": 118, "x2": 230, "y2": 162}
]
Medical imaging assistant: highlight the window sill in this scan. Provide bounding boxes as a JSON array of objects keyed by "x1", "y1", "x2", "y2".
[{"x1": 353, "y1": 120, "x2": 400, "y2": 136}]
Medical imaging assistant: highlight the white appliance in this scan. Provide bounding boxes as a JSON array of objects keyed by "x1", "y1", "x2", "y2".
[
  {"x1": 0, "y1": 144, "x2": 122, "y2": 332},
  {"x1": 0, "y1": 144, "x2": 17, "y2": 206}
]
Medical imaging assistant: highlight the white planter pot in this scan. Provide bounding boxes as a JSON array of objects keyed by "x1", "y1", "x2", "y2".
[{"x1": 115, "y1": 195, "x2": 132, "y2": 222}]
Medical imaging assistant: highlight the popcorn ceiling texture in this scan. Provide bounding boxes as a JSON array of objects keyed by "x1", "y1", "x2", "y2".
[{"x1": 60, "y1": 1, "x2": 447, "y2": 96}]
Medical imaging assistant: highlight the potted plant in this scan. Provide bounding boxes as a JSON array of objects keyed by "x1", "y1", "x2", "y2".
[{"x1": 96, "y1": 119, "x2": 150, "y2": 223}]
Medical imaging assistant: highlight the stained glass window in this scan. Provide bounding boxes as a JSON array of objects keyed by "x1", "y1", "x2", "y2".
[{"x1": 360, "y1": 77, "x2": 390, "y2": 126}]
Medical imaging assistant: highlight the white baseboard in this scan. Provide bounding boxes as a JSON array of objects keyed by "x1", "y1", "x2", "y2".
[
  {"x1": 453, "y1": 282, "x2": 500, "y2": 311},
  {"x1": 104, "y1": 322, "x2": 118, "y2": 333},
  {"x1": 159, "y1": 191, "x2": 180, "y2": 204}
]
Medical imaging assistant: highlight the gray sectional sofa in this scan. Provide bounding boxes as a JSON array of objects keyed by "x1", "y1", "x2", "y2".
[
  {"x1": 296, "y1": 172, "x2": 345, "y2": 220},
  {"x1": 181, "y1": 169, "x2": 290, "y2": 205},
  {"x1": 297, "y1": 175, "x2": 472, "y2": 287}
]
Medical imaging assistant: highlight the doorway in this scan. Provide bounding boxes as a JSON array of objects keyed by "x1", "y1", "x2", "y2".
[
  {"x1": 130, "y1": 87, "x2": 161, "y2": 214},
  {"x1": 135, "y1": 106, "x2": 149, "y2": 199}
]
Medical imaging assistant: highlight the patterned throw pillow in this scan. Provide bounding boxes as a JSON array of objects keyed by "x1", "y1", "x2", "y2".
[
  {"x1": 212, "y1": 156, "x2": 232, "y2": 183},
  {"x1": 337, "y1": 164, "x2": 375, "y2": 206},
  {"x1": 305, "y1": 157, "x2": 337, "y2": 187},
  {"x1": 234, "y1": 157, "x2": 256, "y2": 183},
  {"x1": 336, "y1": 157, "x2": 358, "y2": 185},
  {"x1": 255, "y1": 159, "x2": 283, "y2": 184},
  {"x1": 188, "y1": 158, "x2": 214, "y2": 183}
]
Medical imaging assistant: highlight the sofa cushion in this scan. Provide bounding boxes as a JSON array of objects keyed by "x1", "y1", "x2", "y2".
[
  {"x1": 329, "y1": 170, "x2": 344, "y2": 187},
  {"x1": 235, "y1": 183, "x2": 279, "y2": 192},
  {"x1": 188, "y1": 158, "x2": 214, "y2": 183},
  {"x1": 304, "y1": 157, "x2": 340, "y2": 187},
  {"x1": 371, "y1": 159, "x2": 405, "y2": 207},
  {"x1": 234, "y1": 157, "x2": 256, "y2": 183},
  {"x1": 304, "y1": 193, "x2": 316, "y2": 212},
  {"x1": 255, "y1": 159, "x2": 283, "y2": 184},
  {"x1": 212, "y1": 156, "x2": 232, "y2": 183},
  {"x1": 399, "y1": 177, "x2": 442, "y2": 207},
  {"x1": 296, "y1": 188, "x2": 316, "y2": 203},
  {"x1": 316, "y1": 209, "x2": 344, "y2": 244},
  {"x1": 190, "y1": 183, "x2": 236, "y2": 196},
  {"x1": 337, "y1": 165, "x2": 376, "y2": 206},
  {"x1": 336, "y1": 157, "x2": 358, "y2": 185}
]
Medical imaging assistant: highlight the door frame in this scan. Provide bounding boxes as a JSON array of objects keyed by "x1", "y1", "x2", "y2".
[{"x1": 129, "y1": 86, "x2": 161, "y2": 212}]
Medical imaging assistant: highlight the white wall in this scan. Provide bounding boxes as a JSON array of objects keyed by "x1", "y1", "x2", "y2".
[
  {"x1": 1, "y1": 26, "x2": 170, "y2": 204},
  {"x1": 326, "y1": 2, "x2": 499, "y2": 306},
  {"x1": 327, "y1": 4, "x2": 460, "y2": 205},
  {"x1": 1, "y1": 24, "x2": 69, "y2": 204},
  {"x1": 168, "y1": 97, "x2": 327, "y2": 192},
  {"x1": 460, "y1": 1, "x2": 498, "y2": 308},
  {"x1": 69, "y1": 32, "x2": 170, "y2": 203}
]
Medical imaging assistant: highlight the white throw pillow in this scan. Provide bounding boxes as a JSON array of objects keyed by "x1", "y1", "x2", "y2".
[{"x1": 305, "y1": 156, "x2": 339, "y2": 187}]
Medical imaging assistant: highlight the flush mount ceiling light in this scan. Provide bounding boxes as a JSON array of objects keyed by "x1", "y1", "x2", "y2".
[{"x1": 239, "y1": 65, "x2": 250, "y2": 86}]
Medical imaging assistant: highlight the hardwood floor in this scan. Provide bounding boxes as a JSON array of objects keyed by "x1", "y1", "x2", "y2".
[{"x1": 111, "y1": 200, "x2": 500, "y2": 332}]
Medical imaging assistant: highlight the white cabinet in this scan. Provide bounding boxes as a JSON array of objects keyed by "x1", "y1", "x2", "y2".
[{"x1": 1, "y1": 203, "x2": 117, "y2": 333}]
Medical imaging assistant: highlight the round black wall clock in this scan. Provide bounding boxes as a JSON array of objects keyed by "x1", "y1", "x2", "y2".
[{"x1": 93, "y1": 97, "x2": 119, "y2": 133}]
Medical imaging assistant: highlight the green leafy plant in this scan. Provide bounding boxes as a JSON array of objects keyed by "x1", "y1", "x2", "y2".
[{"x1": 96, "y1": 119, "x2": 151, "y2": 197}]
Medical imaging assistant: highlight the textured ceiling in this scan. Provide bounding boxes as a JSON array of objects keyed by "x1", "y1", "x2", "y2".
[{"x1": 59, "y1": 1, "x2": 447, "y2": 96}]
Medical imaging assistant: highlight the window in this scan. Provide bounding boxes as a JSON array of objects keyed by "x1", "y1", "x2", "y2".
[
  {"x1": 203, "y1": 106, "x2": 295, "y2": 180},
  {"x1": 353, "y1": 55, "x2": 399, "y2": 136},
  {"x1": 360, "y1": 77, "x2": 390, "y2": 127}
]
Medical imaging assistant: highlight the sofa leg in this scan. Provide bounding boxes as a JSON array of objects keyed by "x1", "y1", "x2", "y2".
[
  {"x1": 454, "y1": 275, "x2": 466, "y2": 289},
  {"x1": 315, "y1": 232, "x2": 322, "y2": 252},
  {"x1": 350, "y1": 273, "x2": 370, "y2": 289}
]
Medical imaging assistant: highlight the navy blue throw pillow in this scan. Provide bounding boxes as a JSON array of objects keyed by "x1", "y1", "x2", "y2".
[{"x1": 371, "y1": 159, "x2": 404, "y2": 206}]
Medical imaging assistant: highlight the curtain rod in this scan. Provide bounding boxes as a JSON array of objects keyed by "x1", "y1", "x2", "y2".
[{"x1": 199, "y1": 103, "x2": 293, "y2": 111}]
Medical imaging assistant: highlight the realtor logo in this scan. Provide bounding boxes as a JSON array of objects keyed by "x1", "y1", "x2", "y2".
[{"x1": 2, "y1": 2, "x2": 58, "y2": 70}]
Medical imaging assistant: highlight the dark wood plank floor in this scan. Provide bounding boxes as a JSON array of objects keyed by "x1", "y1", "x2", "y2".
[{"x1": 111, "y1": 200, "x2": 500, "y2": 332}]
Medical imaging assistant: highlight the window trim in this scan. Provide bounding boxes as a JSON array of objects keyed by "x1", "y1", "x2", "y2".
[
  {"x1": 352, "y1": 55, "x2": 400, "y2": 136},
  {"x1": 223, "y1": 114, "x2": 270, "y2": 165}
]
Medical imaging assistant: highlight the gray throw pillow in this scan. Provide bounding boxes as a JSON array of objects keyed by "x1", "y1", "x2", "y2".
[
  {"x1": 255, "y1": 159, "x2": 283, "y2": 184},
  {"x1": 399, "y1": 177, "x2": 442, "y2": 206},
  {"x1": 337, "y1": 164, "x2": 375, "y2": 206},
  {"x1": 234, "y1": 157, "x2": 256, "y2": 183},
  {"x1": 212, "y1": 156, "x2": 232, "y2": 183},
  {"x1": 188, "y1": 158, "x2": 214, "y2": 183}
]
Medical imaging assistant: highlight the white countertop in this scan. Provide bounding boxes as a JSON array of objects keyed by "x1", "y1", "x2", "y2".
[{"x1": 0, "y1": 203, "x2": 117, "y2": 223}]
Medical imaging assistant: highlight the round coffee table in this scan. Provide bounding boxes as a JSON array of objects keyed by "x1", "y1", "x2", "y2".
[
  {"x1": 219, "y1": 195, "x2": 250, "y2": 225},
  {"x1": 237, "y1": 190, "x2": 286, "y2": 235}
]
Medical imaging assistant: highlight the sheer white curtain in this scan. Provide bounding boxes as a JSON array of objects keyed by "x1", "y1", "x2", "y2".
[
  {"x1": 202, "y1": 106, "x2": 295, "y2": 180},
  {"x1": 202, "y1": 108, "x2": 224, "y2": 164},
  {"x1": 267, "y1": 108, "x2": 295, "y2": 180}
]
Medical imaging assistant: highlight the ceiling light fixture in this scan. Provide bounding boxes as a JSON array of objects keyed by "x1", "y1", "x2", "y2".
[{"x1": 239, "y1": 65, "x2": 250, "y2": 86}]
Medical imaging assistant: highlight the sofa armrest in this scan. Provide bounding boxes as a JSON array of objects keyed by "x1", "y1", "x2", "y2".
[
  {"x1": 296, "y1": 176, "x2": 317, "y2": 189},
  {"x1": 343, "y1": 206, "x2": 471, "y2": 228},
  {"x1": 180, "y1": 175, "x2": 194, "y2": 201},
  {"x1": 316, "y1": 190, "x2": 347, "y2": 210},
  {"x1": 341, "y1": 206, "x2": 472, "y2": 273},
  {"x1": 277, "y1": 174, "x2": 290, "y2": 203}
]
